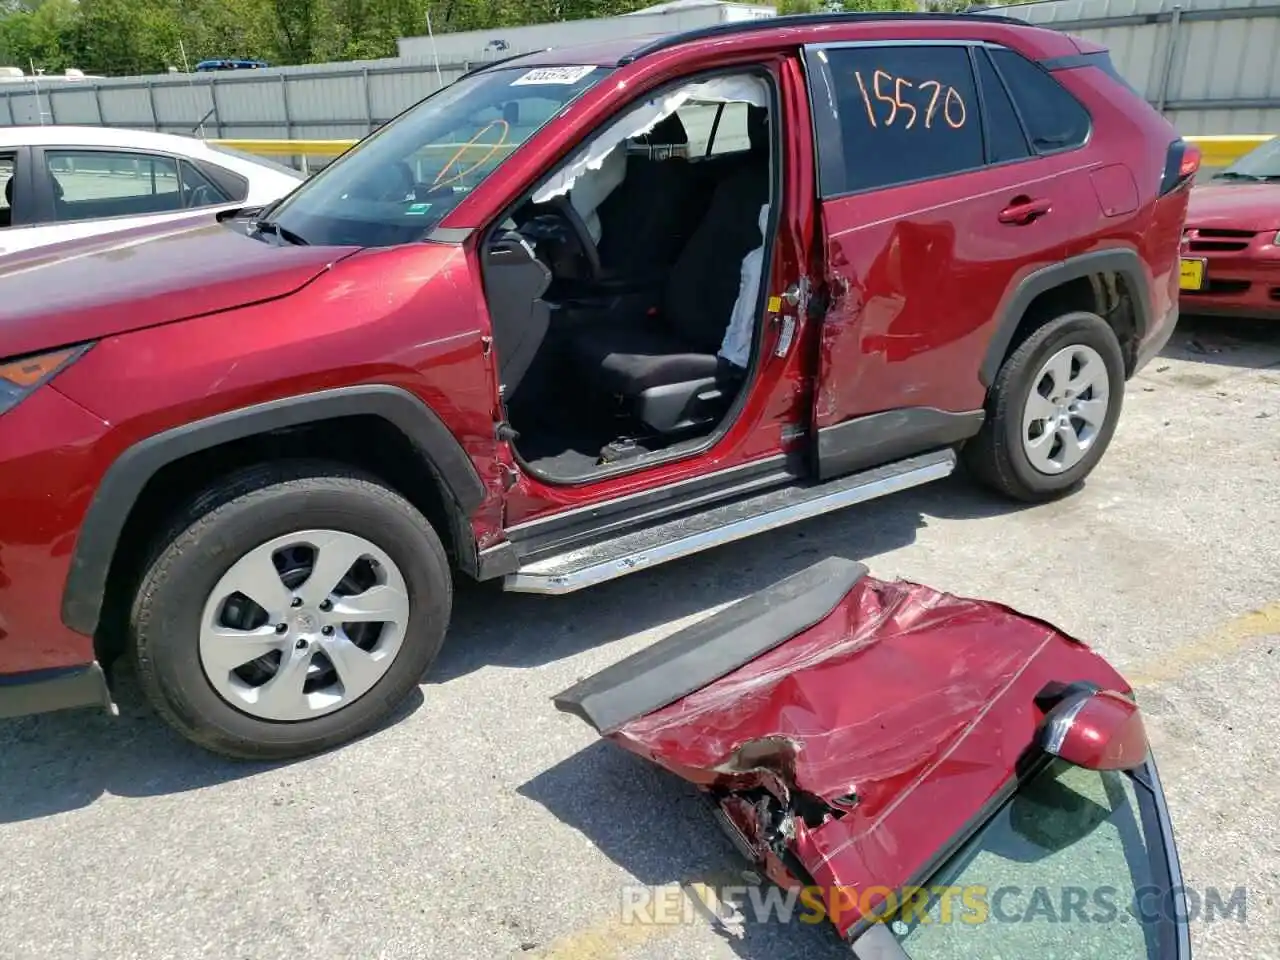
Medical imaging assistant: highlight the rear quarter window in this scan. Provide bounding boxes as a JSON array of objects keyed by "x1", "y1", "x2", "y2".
[
  {"x1": 989, "y1": 47, "x2": 1092, "y2": 153},
  {"x1": 193, "y1": 156, "x2": 251, "y2": 202}
]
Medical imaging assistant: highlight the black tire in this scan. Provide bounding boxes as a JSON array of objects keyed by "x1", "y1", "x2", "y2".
[
  {"x1": 964, "y1": 311, "x2": 1125, "y2": 502},
  {"x1": 130, "y1": 460, "x2": 452, "y2": 760}
]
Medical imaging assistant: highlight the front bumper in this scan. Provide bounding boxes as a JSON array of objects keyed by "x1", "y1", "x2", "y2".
[
  {"x1": 0, "y1": 385, "x2": 109, "y2": 681},
  {"x1": 1179, "y1": 239, "x2": 1280, "y2": 319},
  {"x1": 0, "y1": 662, "x2": 116, "y2": 720}
]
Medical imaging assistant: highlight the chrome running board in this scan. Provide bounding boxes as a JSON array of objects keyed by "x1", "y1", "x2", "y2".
[{"x1": 503, "y1": 449, "x2": 955, "y2": 595}]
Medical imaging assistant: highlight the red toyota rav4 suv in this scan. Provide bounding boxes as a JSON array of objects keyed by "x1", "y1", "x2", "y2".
[{"x1": 0, "y1": 13, "x2": 1193, "y2": 759}]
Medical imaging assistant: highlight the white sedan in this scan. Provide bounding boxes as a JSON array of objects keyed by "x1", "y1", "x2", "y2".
[{"x1": 0, "y1": 125, "x2": 304, "y2": 256}]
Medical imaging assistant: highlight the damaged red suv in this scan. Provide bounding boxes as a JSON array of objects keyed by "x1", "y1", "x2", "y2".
[{"x1": 0, "y1": 12, "x2": 1192, "y2": 759}]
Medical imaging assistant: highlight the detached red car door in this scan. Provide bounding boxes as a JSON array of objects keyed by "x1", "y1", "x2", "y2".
[
  {"x1": 555, "y1": 557, "x2": 1189, "y2": 960},
  {"x1": 801, "y1": 41, "x2": 1102, "y2": 480}
]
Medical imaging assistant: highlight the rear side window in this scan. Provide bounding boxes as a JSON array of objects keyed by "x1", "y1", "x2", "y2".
[
  {"x1": 989, "y1": 48, "x2": 1091, "y2": 152},
  {"x1": 816, "y1": 45, "x2": 985, "y2": 193},
  {"x1": 975, "y1": 49, "x2": 1031, "y2": 164},
  {"x1": 44, "y1": 150, "x2": 185, "y2": 223},
  {"x1": 682, "y1": 102, "x2": 752, "y2": 157}
]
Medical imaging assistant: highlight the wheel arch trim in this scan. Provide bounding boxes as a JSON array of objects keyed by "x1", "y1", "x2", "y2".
[
  {"x1": 61, "y1": 384, "x2": 485, "y2": 637},
  {"x1": 979, "y1": 247, "x2": 1152, "y2": 387}
]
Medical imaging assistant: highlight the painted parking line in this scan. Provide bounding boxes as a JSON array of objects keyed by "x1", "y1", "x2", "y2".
[
  {"x1": 532, "y1": 601, "x2": 1280, "y2": 959},
  {"x1": 1124, "y1": 601, "x2": 1280, "y2": 688}
]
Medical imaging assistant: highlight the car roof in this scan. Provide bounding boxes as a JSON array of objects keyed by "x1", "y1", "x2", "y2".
[
  {"x1": 0, "y1": 125, "x2": 223, "y2": 154},
  {"x1": 476, "y1": 10, "x2": 1043, "y2": 71}
]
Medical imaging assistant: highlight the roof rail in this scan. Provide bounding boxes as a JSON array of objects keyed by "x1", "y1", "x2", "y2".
[
  {"x1": 620, "y1": 10, "x2": 1028, "y2": 63},
  {"x1": 462, "y1": 50, "x2": 548, "y2": 76}
]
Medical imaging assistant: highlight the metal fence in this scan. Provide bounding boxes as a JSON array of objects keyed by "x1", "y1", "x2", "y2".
[
  {"x1": 0, "y1": 57, "x2": 468, "y2": 141},
  {"x1": 1, "y1": 0, "x2": 1278, "y2": 138}
]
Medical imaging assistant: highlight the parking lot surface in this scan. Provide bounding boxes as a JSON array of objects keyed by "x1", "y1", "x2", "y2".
[{"x1": 2, "y1": 316, "x2": 1278, "y2": 960}]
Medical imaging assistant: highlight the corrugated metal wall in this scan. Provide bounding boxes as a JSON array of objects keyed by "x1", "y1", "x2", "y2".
[
  {"x1": 1007, "y1": 0, "x2": 1280, "y2": 133},
  {"x1": 0, "y1": 58, "x2": 466, "y2": 139},
  {"x1": 0, "y1": 0, "x2": 1276, "y2": 137}
]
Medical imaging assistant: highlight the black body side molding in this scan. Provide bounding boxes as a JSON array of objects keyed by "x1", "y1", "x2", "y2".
[
  {"x1": 552, "y1": 556, "x2": 868, "y2": 734},
  {"x1": 816, "y1": 407, "x2": 984, "y2": 482},
  {"x1": 62, "y1": 385, "x2": 485, "y2": 636},
  {"x1": 979, "y1": 247, "x2": 1153, "y2": 387}
]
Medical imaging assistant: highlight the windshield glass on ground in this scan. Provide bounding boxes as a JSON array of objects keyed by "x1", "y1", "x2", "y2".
[
  {"x1": 890, "y1": 761, "x2": 1170, "y2": 959},
  {"x1": 1218, "y1": 136, "x2": 1280, "y2": 179},
  {"x1": 266, "y1": 64, "x2": 608, "y2": 247}
]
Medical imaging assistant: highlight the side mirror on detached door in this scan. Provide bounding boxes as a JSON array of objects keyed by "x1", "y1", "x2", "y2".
[{"x1": 1035, "y1": 681, "x2": 1149, "y2": 772}]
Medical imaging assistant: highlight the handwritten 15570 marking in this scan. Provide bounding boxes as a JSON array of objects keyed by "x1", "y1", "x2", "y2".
[{"x1": 853, "y1": 69, "x2": 967, "y2": 130}]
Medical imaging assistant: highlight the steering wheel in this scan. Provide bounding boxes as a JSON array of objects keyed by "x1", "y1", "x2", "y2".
[
  {"x1": 536, "y1": 196, "x2": 603, "y2": 281},
  {"x1": 354, "y1": 161, "x2": 465, "y2": 206}
]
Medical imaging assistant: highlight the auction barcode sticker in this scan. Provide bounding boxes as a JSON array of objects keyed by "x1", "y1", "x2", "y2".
[{"x1": 510, "y1": 66, "x2": 597, "y2": 86}]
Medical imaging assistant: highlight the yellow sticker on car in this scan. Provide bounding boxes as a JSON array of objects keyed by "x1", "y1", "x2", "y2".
[{"x1": 1179, "y1": 257, "x2": 1206, "y2": 291}]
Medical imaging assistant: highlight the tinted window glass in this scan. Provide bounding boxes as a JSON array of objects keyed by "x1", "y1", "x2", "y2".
[
  {"x1": 976, "y1": 49, "x2": 1031, "y2": 164},
  {"x1": 1093, "y1": 53, "x2": 1143, "y2": 98},
  {"x1": 0, "y1": 155, "x2": 14, "y2": 228},
  {"x1": 822, "y1": 45, "x2": 984, "y2": 192},
  {"x1": 269, "y1": 64, "x2": 607, "y2": 247},
  {"x1": 891, "y1": 763, "x2": 1167, "y2": 959},
  {"x1": 45, "y1": 150, "x2": 184, "y2": 223},
  {"x1": 179, "y1": 160, "x2": 231, "y2": 208},
  {"x1": 990, "y1": 48, "x2": 1091, "y2": 152}
]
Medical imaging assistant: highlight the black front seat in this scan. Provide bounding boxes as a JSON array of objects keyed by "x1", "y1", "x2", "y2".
[
  {"x1": 570, "y1": 106, "x2": 771, "y2": 433},
  {"x1": 595, "y1": 113, "x2": 703, "y2": 278}
]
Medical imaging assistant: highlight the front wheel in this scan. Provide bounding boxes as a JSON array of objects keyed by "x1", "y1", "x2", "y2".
[
  {"x1": 131, "y1": 463, "x2": 452, "y2": 760},
  {"x1": 964, "y1": 311, "x2": 1126, "y2": 502}
]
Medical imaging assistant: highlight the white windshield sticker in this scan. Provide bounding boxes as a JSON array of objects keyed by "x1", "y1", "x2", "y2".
[{"x1": 511, "y1": 66, "x2": 596, "y2": 86}]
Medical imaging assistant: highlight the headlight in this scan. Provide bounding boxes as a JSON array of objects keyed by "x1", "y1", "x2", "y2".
[{"x1": 0, "y1": 344, "x2": 92, "y2": 415}]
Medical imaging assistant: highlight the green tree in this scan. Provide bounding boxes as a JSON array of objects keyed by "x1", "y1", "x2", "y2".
[
  {"x1": 0, "y1": 0, "x2": 79, "y2": 72},
  {"x1": 0, "y1": 0, "x2": 839, "y2": 75}
]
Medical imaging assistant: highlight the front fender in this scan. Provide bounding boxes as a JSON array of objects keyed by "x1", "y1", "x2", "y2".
[{"x1": 61, "y1": 384, "x2": 486, "y2": 636}]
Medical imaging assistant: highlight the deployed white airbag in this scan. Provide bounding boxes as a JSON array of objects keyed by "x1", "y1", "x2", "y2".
[
  {"x1": 718, "y1": 203, "x2": 770, "y2": 370},
  {"x1": 568, "y1": 145, "x2": 625, "y2": 245},
  {"x1": 533, "y1": 75, "x2": 769, "y2": 205}
]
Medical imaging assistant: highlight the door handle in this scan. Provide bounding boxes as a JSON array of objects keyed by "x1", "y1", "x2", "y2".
[{"x1": 998, "y1": 197, "x2": 1052, "y2": 225}]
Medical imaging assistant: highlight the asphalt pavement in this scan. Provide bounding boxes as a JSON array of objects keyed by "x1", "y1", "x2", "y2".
[{"x1": 1, "y1": 315, "x2": 1278, "y2": 960}]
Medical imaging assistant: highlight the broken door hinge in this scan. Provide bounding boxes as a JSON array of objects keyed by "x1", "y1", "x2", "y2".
[
  {"x1": 481, "y1": 335, "x2": 493, "y2": 357},
  {"x1": 495, "y1": 421, "x2": 519, "y2": 442},
  {"x1": 781, "y1": 276, "x2": 809, "y2": 309}
]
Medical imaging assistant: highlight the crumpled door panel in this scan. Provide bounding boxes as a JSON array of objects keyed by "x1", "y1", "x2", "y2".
[{"x1": 553, "y1": 557, "x2": 1165, "y2": 945}]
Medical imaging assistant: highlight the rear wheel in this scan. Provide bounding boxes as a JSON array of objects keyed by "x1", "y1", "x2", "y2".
[
  {"x1": 131, "y1": 462, "x2": 452, "y2": 760},
  {"x1": 965, "y1": 311, "x2": 1125, "y2": 502}
]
